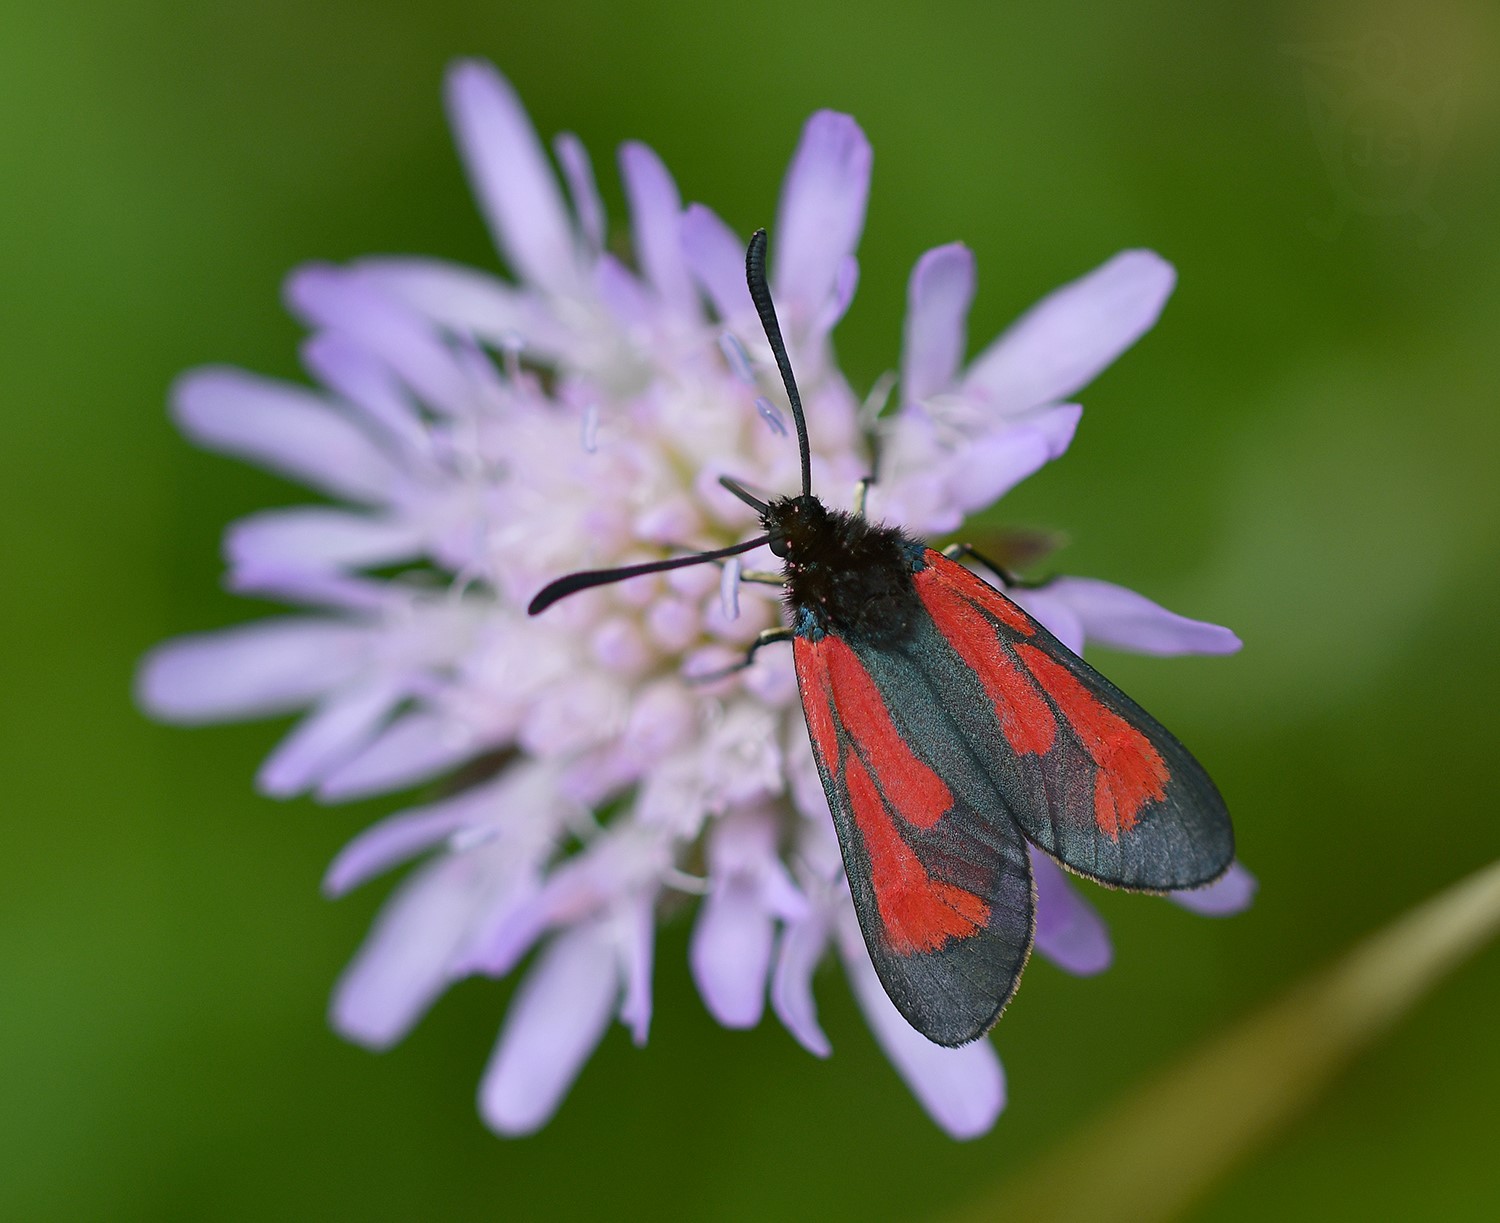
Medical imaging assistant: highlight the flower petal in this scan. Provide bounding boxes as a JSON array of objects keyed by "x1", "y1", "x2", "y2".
[
  {"x1": 1045, "y1": 576, "x2": 1243, "y2": 657},
  {"x1": 616, "y1": 893, "x2": 656, "y2": 1045},
  {"x1": 300, "y1": 332, "x2": 431, "y2": 460},
  {"x1": 964, "y1": 249, "x2": 1176, "y2": 412},
  {"x1": 553, "y1": 132, "x2": 606, "y2": 254},
  {"x1": 691, "y1": 877, "x2": 774, "y2": 1029},
  {"x1": 944, "y1": 404, "x2": 1081, "y2": 511},
  {"x1": 317, "y1": 710, "x2": 490, "y2": 802},
  {"x1": 226, "y1": 569, "x2": 396, "y2": 614},
  {"x1": 329, "y1": 852, "x2": 487, "y2": 1048},
  {"x1": 619, "y1": 141, "x2": 695, "y2": 314},
  {"x1": 593, "y1": 254, "x2": 652, "y2": 329},
  {"x1": 286, "y1": 265, "x2": 471, "y2": 417},
  {"x1": 350, "y1": 257, "x2": 565, "y2": 359},
  {"x1": 771, "y1": 911, "x2": 831, "y2": 1057},
  {"x1": 256, "y1": 676, "x2": 409, "y2": 798},
  {"x1": 445, "y1": 60, "x2": 582, "y2": 297},
  {"x1": 1170, "y1": 861, "x2": 1258, "y2": 916},
  {"x1": 810, "y1": 255, "x2": 860, "y2": 338},
  {"x1": 1030, "y1": 849, "x2": 1113, "y2": 976},
  {"x1": 681, "y1": 203, "x2": 748, "y2": 323},
  {"x1": 772, "y1": 112, "x2": 872, "y2": 318},
  {"x1": 172, "y1": 368, "x2": 397, "y2": 503},
  {"x1": 478, "y1": 922, "x2": 618, "y2": 1135},
  {"x1": 902, "y1": 243, "x2": 975, "y2": 403},
  {"x1": 226, "y1": 508, "x2": 426, "y2": 575},
  {"x1": 1010, "y1": 586, "x2": 1086, "y2": 656},
  {"x1": 840, "y1": 916, "x2": 1005, "y2": 1139},
  {"x1": 135, "y1": 618, "x2": 368, "y2": 723},
  {"x1": 323, "y1": 784, "x2": 501, "y2": 897}
]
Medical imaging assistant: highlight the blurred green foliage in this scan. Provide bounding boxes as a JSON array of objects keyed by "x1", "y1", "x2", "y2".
[{"x1": 3, "y1": 1, "x2": 1497, "y2": 1219}]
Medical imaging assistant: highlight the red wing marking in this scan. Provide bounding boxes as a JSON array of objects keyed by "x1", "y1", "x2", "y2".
[
  {"x1": 914, "y1": 567, "x2": 1056, "y2": 757},
  {"x1": 817, "y1": 635, "x2": 953, "y2": 831},
  {"x1": 797, "y1": 641, "x2": 842, "y2": 783},
  {"x1": 1014, "y1": 643, "x2": 1169, "y2": 839},
  {"x1": 922, "y1": 555, "x2": 1036, "y2": 635},
  {"x1": 843, "y1": 747, "x2": 990, "y2": 954}
]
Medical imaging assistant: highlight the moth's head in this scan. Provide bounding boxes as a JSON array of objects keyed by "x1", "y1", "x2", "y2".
[{"x1": 764, "y1": 494, "x2": 828, "y2": 559}]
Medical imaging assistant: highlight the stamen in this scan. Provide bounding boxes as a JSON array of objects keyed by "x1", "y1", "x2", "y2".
[
  {"x1": 498, "y1": 330, "x2": 525, "y2": 385},
  {"x1": 662, "y1": 867, "x2": 711, "y2": 896},
  {"x1": 448, "y1": 824, "x2": 501, "y2": 853},
  {"x1": 580, "y1": 403, "x2": 599, "y2": 453},
  {"x1": 718, "y1": 331, "x2": 756, "y2": 385},
  {"x1": 861, "y1": 370, "x2": 898, "y2": 424},
  {"x1": 720, "y1": 557, "x2": 742, "y2": 620},
  {"x1": 754, "y1": 396, "x2": 789, "y2": 437},
  {"x1": 446, "y1": 561, "x2": 485, "y2": 606}
]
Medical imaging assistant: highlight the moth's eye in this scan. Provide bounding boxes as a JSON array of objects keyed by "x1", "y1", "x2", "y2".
[{"x1": 768, "y1": 534, "x2": 789, "y2": 558}]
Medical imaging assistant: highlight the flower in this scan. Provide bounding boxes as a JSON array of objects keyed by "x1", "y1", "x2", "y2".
[{"x1": 137, "y1": 59, "x2": 1252, "y2": 1140}]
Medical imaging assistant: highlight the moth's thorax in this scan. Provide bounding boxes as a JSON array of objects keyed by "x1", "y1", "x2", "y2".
[{"x1": 763, "y1": 494, "x2": 927, "y2": 644}]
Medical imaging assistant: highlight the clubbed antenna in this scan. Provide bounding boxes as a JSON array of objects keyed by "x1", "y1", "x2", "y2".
[
  {"x1": 746, "y1": 229, "x2": 812, "y2": 498},
  {"x1": 528, "y1": 229, "x2": 807, "y2": 616},
  {"x1": 527, "y1": 534, "x2": 771, "y2": 615}
]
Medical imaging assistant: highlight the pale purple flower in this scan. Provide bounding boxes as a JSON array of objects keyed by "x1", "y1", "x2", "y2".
[{"x1": 138, "y1": 59, "x2": 1251, "y2": 1140}]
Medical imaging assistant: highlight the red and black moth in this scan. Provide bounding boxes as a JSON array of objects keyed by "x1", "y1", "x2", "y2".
[{"x1": 530, "y1": 229, "x2": 1234, "y2": 1047}]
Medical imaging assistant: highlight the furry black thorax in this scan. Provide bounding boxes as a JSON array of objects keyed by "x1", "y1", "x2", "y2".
[{"x1": 762, "y1": 494, "x2": 928, "y2": 645}]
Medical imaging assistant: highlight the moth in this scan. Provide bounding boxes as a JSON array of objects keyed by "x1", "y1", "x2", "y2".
[{"x1": 530, "y1": 229, "x2": 1233, "y2": 1045}]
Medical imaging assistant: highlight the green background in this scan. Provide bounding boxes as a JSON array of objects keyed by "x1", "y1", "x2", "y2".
[{"x1": 4, "y1": 1, "x2": 1498, "y2": 1219}]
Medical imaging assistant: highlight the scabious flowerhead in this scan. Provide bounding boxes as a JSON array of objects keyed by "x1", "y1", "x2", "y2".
[{"x1": 138, "y1": 60, "x2": 1254, "y2": 1140}]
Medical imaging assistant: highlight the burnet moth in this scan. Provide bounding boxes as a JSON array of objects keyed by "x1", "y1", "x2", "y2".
[{"x1": 530, "y1": 229, "x2": 1234, "y2": 1046}]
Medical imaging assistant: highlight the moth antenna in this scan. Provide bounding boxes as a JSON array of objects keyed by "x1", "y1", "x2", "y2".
[
  {"x1": 746, "y1": 229, "x2": 813, "y2": 498},
  {"x1": 718, "y1": 475, "x2": 770, "y2": 514},
  {"x1": 528, "y1": 535, "x2": 772, "y2": 615}
]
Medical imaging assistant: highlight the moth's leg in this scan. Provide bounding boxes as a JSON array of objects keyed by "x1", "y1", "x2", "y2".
[
  {"x1": 853, "y1": 477, "x2": 874, "y2": 519},
  {"x1": 855, "y1": 371, "x2": 896, "y2": 507},
  {"x1": 688, "y1": 627, "x2": 795, "y2": 683},
  {"x1": 738, "y1": 569, "x2": 785, "y2": 587},
  {"x1": 941, "y1": 542, "x2": 1055, "y2": 591}
]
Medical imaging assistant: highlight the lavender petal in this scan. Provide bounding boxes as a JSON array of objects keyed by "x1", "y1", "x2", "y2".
[
  {"x1": 226, "y1": 508, "x2": 426, "y2": 575},
  {"x1": 300, "y1": 332, "x2": 431, "y2": 460},
  {"x1": 691, "y1": 878, "x2": 774, "y2": 1029},
  {"x1": 136, "y1": 619, "x2": 367, "y2": 723},
  {"x1": 964, "y1": 249, "x2": 1175, "y2": 412},
  {"x1": 257, "y1": 677, "x2": 409, "y2": 798},
  {"x1": 330, "y1": 853, "x2": 488, "y2": 1049},
  {"x1": 902, "y1": 243, "x2": 975, "y2": 403},
  {"x1": 772, "y1": 112, "x2": 872, "y2": 318},
  {"x1": 1170, "y1": 861, "x2": 1258, "y2": 916},
  {"x1": 840, "y1": 917, "x2": 1004, "y2": 1139},
  {"x1": 323, "y1": 783, "x2": 503, "y2": 897},
  {"x1": 445, "y1": 60, "x2": 581, "y2": 298},
  {"x1": 1031, "y1": 848, "x2": 1113, "y2": 976},
  {"x1": 172, "y1": 368, "x2": 397, "y2": 504},
  {"x1": 619, "y1": 141, "x2": 695, "y2": 314},
  {"x1": 1009, "y1": 586, "x2": 1086, "y2": 656},
  {"x1": 477, "y1": 923, "x2": 618, "y2": 1135},
  {"x1": 553, "y1": 132, "x2": 606, "y2": 254},
  {"x1": 350, "y1": 256, "x2": 565, "y2": 360},
  {"x1": 770, "y1": 911, "x2": 831, "y2": 1057},
  {"x1": 617, "y1": 893, "x2": 657, "y2": 1045},
  {"x1": 1046, "y1": 576, "x2": 1243, "y2": 657},
  {"x1": 681, "y1": 203, "x2": 749, "y2": 324},
  {"x1": 317, "y1": 710, "x2": 489, "y2": 802},
  {"x1": 945, "y1": 404, "x2": 1081, "y2": 511},
  {"x1": 811, "y1": 254, "x2": 860, "y2": 336},
  {"x1": 285, "y1": 265, "x2": 472, "y2": 417}
]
